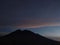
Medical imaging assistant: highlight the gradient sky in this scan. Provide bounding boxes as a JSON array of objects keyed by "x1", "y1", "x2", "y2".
[{"x1": 0, "y1": 0, "x2": 60, "y2": 41}]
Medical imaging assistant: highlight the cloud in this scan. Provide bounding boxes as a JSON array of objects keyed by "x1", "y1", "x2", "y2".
[{"x1": 0, "y1": 18, "x2": 60, "y2": 28}]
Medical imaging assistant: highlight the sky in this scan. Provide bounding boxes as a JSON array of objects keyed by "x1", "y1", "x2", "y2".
[{"x1": 0, "y1": 0, "x2": 60, "y2": 41}]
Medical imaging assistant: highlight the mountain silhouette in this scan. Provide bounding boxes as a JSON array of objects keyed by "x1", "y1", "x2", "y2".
[{"x1": 0, "y1": 29, "x2": 60, "y2": 45}]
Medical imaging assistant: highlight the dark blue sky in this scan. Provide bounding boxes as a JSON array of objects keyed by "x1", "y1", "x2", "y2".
[
  {"x1": 0, "y1": 0, "x2": 60, "y2": 27},
  {"x1": 0, "y1": 0, "x2": 60, "y2": 41}
]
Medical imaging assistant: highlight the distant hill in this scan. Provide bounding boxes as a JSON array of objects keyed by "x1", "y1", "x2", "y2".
[{"x1": 0, "y1": 29, "x2": 60, "y2": 45}]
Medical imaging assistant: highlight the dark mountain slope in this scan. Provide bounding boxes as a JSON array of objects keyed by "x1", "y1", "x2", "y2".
[{"x1": 0, "y1": 29, "x2": 60, "y2": 45}]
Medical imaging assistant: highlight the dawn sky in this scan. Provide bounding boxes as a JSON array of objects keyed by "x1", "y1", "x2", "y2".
[{"x1": 0, "y1": 0, "x2": 60, "y2": 41}]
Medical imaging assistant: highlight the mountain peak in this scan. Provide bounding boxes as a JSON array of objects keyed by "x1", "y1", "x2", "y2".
[
  {"x1": 11, "y1": 29, "x2": 22, "y2": 35},
  {"x1": 4, "y1": 29, "x2": 22, "y2": 37},
  {"x1": 15, "y1": 29, "x2": 21, "y2": 32}
]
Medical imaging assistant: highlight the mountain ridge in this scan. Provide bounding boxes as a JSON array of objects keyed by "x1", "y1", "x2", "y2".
[{"x1": 0, "y1": 29, "x2": 60, "y2": 45}]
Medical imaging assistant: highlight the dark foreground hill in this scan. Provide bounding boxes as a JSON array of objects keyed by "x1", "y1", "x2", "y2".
[{"x1": 0, "y1": 29, "x2": 60, "y2": 45}]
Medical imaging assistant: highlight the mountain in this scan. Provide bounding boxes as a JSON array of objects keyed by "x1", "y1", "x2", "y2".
[{"x1": 0, "y1": 29, "x2": 60, "y2": 45}]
